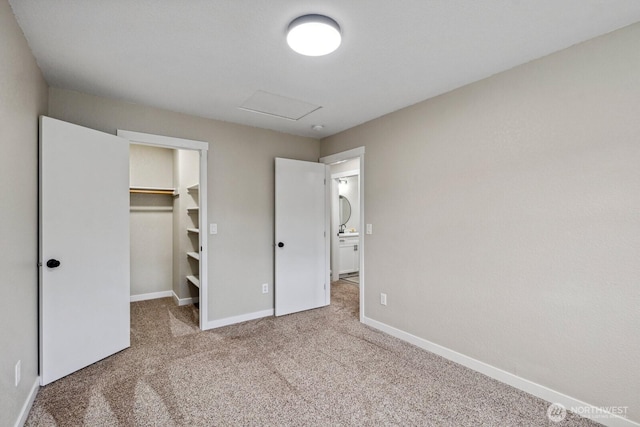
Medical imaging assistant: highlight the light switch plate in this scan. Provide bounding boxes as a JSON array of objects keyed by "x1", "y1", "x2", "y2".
[
  {"x1": 366, "y1": 224, "x2": 373, "y2": 234},
  {"x1": 15, "y1": 360, "x2": 20, "y2": 387},
  {"x1": 210, "y1": 223, "x2": 218, "y2": 235}
]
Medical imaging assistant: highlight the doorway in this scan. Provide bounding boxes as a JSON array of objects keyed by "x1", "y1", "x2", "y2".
[
  {"x1": 320, "y1": 147, "x2": 365, "y2": 322},
  {"x1": 118, "y1": 130, "x2": 209, "y2": 330},
  {"x1": 129, "y1": 145, "x2": 200, "y2": 329},
  {"x1": 331, "y1": 163, "x2": 360, "y2": 285}
]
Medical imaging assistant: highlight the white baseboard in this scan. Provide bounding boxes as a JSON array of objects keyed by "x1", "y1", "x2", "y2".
[
  {"x1": 204, "y1": 309, "x2": 274, "y2": 330},
  {"x1": 172, "y1": 291, "x2": 199, "y2": 306},
  {"x1": 130, "y1": 290, "x2": 173, "y2": 302},
  {"x1": 362, "y1": 317, "x2": 638, "y2": 427},
  {"x1": 14, "y1": 377, "x2": 39, "y2": 427}
]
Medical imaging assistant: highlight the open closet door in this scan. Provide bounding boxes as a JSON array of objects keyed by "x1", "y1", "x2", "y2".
[
  {"x1": 275, "y1": 158, "x2": 328, "y2": 316},
  {"x1": 40, "y1": 116, "x2": 130, "y2": 385}
]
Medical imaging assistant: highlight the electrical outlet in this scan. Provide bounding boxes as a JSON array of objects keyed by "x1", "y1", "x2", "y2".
[
  {"x1": 366, "y1": 224, "x2": 373, "y2": 234},
  {"x1": 262, "y1": 283, "x2": 269, "y2": 294},
  {"x1": 15, "y1": 360, "x2": 21, "y2": 387},
  {"x1": 210, "y1": 223, "x2": 218, "y2": 235},
  {"x1": 380, "y1": 293, "x2": 387, "y2": 306}
]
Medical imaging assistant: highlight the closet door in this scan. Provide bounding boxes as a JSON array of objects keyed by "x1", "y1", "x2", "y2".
[{"x1": 40, "y1": 116, "x2": 130, "y2": 385}]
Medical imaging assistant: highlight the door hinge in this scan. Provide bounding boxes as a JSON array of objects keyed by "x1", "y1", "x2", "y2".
[
  {"x1": 324, "y1": 283, "x2": 326, "y2": 290},
  {"x1": 324, "y1": 178, "x2": 326, "y2": 185}
]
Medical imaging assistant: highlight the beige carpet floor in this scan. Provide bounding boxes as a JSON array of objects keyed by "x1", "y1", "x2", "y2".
[{"x1": 26, "y1": 281, "x2": 597, "y2": 426}]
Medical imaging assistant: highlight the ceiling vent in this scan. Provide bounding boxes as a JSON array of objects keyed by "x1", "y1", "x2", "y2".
[{"x1": 239, "y1": 90, "x2": 321, "y2": 121}]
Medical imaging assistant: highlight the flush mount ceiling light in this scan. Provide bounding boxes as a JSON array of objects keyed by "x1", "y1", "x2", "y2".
[{"x1": 287, "y1": 14, "x2": 341, "y2": 56}]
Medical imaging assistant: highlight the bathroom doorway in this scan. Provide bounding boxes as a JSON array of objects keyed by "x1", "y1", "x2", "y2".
[
  {"x1": 320, "y1": 147, "x2": 365, "y2": 322},
  {"x1": 331, "y1": 164, "x2": 360, "y2": 285}
]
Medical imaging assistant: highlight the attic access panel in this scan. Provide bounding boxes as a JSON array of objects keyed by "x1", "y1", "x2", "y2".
[{"x1": 239, "y1": 90, "x2": 321, "y2": 121}]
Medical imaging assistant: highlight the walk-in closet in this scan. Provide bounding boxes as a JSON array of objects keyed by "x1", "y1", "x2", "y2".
[{"x1": 129, "y1": 144, "x2": 201, "y2": 328}]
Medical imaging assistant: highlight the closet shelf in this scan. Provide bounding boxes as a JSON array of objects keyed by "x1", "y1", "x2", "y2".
[
  {"x1": 187, "y1": 228, "x2": 199, "y2": 234},
  {"x1": 130, "y1": 206, "x2": 173, "y2": 212},
  {"x1": 187, "y1": 207, "x2": 199, "y2": 214},
  {"x1": 129, "y1": 186, "x2": 176, "y2": 196},
  {"x1": 187, "y1": 251, "x2": 200, "y2": 261},
  {"x1": 187, "y1": 275, "x2": 200, "y2": 288},
  {"x1": 187, "y1": 184, "x2": 199, "y2": 192}
]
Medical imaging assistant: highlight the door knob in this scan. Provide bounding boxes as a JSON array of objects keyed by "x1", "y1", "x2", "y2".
[
  {"x1": 46, "y1": 259, "x2": 61, "y2": 268},
  {"x1": 277, "y1": 242, "x2": 284, "y2": 248}
]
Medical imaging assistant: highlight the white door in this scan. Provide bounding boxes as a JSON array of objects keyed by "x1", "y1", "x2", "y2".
[
  {"x1": 275, "y1": 158, "x2": 328, "y2": 316},
  {"x1": 40, "y1": 116, "x2": 130, "y2": 385}
]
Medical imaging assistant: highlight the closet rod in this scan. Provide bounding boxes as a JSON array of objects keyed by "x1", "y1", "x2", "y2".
[{"x1": 129, "y1": 187, "x2": 176, "y2": 196}]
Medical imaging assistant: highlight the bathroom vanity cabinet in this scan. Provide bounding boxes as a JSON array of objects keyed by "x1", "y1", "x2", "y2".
[{"x1": 339, "y1": 235, "x2": 359, "y2": 274}]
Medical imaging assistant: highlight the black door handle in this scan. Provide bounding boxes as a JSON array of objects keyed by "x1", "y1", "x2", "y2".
[
  {"x1": 277, "y1": 242, "x2": 284, "y2": 248},
  {"x1": 46, "y1": 259, "x2": 61, "y2": 268}
]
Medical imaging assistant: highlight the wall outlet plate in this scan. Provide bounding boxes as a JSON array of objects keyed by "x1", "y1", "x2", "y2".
[
  {"x1": 380, "y1": 293, "x2": 387, "y2": 306},
  {"x1": 262, "y1": 283, "x2": 269, "y2": 294},
  {"x1": 366, "y1": 224, "x2": 373, "y2": 234}
]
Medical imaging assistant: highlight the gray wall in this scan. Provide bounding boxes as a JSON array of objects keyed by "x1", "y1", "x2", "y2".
[
  {"x1": 321, "y1": 23, "x2": 640, "y2": 422},
  {"x1": 48, "y1": 88, "x2": 320, "y2": 321},
  {"x1": 130, "y1": 144, "x2": 174, "y2": 188},
  {"x1": 0, "y1": 0, "x2": 48, "y2": 425},
  {"x1": 129, "y1": 145, "x2": 174, "y2": 296}
]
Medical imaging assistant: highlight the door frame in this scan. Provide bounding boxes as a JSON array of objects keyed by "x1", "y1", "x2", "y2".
[
  {"x1": 117, "y1": 130, "x2": 209, "y2": 330},
  {"x1": 320, "y1": 147, "x2": 365, "y2": 322}
]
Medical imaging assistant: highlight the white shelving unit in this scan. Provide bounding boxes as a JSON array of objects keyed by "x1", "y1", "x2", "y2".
[
  {"x1": 186, "y1": 275, "x2": 200, "y2": 288},
  {"x1": 186, "y1": 183, "x2": 200, "y2": 292}
]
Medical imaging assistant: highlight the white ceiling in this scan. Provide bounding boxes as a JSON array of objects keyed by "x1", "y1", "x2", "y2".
[{"x1": 9, "y1": 1, "x2": 640, "y2": 139}]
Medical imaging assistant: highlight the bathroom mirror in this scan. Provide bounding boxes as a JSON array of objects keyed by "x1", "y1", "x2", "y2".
[{"x1": 339, "y1": 195, "x2": 351, "y2": 227}]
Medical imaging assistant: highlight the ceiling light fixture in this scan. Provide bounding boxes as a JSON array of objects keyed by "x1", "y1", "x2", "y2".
[
  {"x1": 311, "y1": 124, "x2": 325, "y2": 131},
  {"x1": 287, "y1": 14, "x2": 342, "y2": 56}
]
